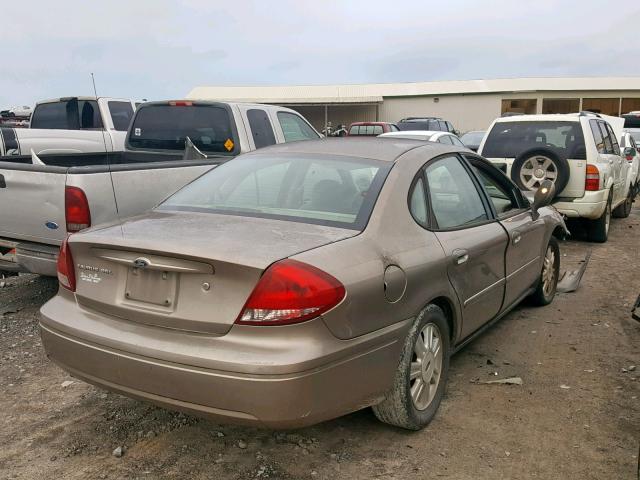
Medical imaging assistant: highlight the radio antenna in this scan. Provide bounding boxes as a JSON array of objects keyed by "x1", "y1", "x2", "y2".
[{"x1": 90, "y1": 72, "x2": 120, "y2": 215}]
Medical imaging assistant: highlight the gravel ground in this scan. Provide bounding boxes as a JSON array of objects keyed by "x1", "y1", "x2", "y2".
[{"x1": 0, "y1": 207, "x2": 639, "y2": 480}]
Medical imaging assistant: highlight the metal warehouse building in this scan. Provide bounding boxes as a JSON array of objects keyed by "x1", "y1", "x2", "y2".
[{"x1": 187, "y1": 77, "x2": 640, "y2": 134}]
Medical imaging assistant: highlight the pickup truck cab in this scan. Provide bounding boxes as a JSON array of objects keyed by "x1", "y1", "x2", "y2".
[
  {"x1": 0, "y1": 101, "x2": 320, "y2": 276},
  {"x1": 0, "y1": 97, "x2": 136, "y2": 157},
  {"x1": 479, "y1": 112, "x2": 633, "y2": 242}
]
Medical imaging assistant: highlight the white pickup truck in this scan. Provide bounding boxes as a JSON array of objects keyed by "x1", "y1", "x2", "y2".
[
  {"x1": 0, "y1": 97, "x2": 136, "y2": 157},
  {"x1": 0, "y1": 100, "x2": 321, "y2": 276}
]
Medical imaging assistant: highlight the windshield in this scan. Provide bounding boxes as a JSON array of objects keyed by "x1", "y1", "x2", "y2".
[
  {"x1": 128, "y1": 104, "x2": 237, "y2": 154},
  {"x1": 482, "y1": 121, "x2": 586, "y2": 159},
  {"x1": 159, "y1": 154, "x2": 392, "y2": 230},
  {"x1": 460, "y1": 131, "x2": 485, "y2": 145}
]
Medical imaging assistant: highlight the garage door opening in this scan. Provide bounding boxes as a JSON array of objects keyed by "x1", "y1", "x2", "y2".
[
  {"x1": 582, "y1": 98, "x2": 620, "y2": 116},
  {"x1": 542, "y1": 98, "x2": 580, "y2": 114},
  {"x1": 501, "y1": 99, "x2": 537, "y2": 115}
]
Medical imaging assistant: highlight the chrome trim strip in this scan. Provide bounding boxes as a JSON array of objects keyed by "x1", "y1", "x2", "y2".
[
  {"x1": 506, "y1": 256, "x2": 540, "y2": 280},
  {"x1": 464, "y1": 277, "x2": 505, "y2": 307}
]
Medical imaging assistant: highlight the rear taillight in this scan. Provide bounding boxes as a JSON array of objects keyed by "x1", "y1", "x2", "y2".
[
  {"x1": 57, "y1": 236, "x2": 76, "y2": 291},
  {"x1": 585, "y1": 164, "x2": 600, "y2": 191},
  {"x1": 626, "y1": 155, "x2": 634, "y2": 162},
  {"x1": 65, "y1": 186, "x2": 91, "y2": 232},
  {"x1": 236, "y1": 259, "x2": 345, "y2": 326}
]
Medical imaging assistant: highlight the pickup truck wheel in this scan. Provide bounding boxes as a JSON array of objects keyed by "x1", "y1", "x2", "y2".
[
  {"x1": 612, "y1": 191, "x2": 632, "y2": 218},
  {"x1": 586, "y1": 193, "x2": 611, "y2": 243},
  {"x1": 530, "y1": 237, "x2": 560, "y2": 306},
  {"x1": 510, "y1": 148, "x2": 570, "y2": 197},
  {"x1": 372, "y1": 304, "x2": 450, "y2": 430}
]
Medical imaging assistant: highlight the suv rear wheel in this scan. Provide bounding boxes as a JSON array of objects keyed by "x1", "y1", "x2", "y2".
[
  {"x1": 586, "y1": 192, "x2": 611, "y2": 243},
  {"x1": 612, "y1": 190, "x2": 632, "y2": 219}
]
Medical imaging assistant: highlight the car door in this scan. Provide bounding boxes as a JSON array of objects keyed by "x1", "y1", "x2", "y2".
[
  {"x1": 423, "y1": 154, "x2": 508, "y2": 339},
  {"x1": 604, "y1": 122, "x2": 629, "y2": 203},
  {"x1": 466, "y1": 156, "x2": 547, "y2": 308},
  {"x1": 597, "y1": 121, "x2": 624, "y2": 202}
]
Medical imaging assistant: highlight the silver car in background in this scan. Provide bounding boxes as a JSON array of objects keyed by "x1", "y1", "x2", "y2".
[{"x1": 40, "y1": 138, "x2": 566, "y2": 430}]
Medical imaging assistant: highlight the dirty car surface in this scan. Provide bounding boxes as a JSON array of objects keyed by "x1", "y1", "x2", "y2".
[{"x1": 40, "y1": 138, "x2": 567, "y2": 430}]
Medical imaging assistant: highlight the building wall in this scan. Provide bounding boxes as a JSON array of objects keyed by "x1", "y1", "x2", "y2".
[{"x1": 379, "y1": 94, "x2": 501, "y2": 133}]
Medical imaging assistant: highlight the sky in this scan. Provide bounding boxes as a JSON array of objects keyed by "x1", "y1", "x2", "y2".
[{"x1": 1, "y1": 0, "x2": 639, "y2": 108}]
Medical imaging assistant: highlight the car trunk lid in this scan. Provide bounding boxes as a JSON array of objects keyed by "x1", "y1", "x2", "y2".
[{"x1": 69, "y1": 210, "x2": 357, "y2": 335}]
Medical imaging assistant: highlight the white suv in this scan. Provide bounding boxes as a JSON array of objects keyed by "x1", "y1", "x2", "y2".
[{"x1": 479, "y1": 113, "x2": 633, "y2": 242}]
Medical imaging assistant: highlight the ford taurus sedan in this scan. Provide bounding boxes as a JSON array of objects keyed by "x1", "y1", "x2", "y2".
[{"x1": 40, "y1": 138, "x2": 566, "y2": 430}]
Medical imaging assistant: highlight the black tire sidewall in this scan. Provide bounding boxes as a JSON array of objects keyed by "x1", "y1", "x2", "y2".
[
  {"x1": 401, "y1": 306, "x2": 451, "y2": 428},
  {"x1": 511, "y1": 148, "x2": 570, "y2": 196}
]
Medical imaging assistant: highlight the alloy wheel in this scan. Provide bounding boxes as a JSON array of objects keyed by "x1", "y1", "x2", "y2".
[
  {"x1": 519, "y1": 156, "x2": 558, "y2": 190},
  {"x1": 410, "y1": 323, "x2": 443, "y2": 410},
  {"x1": 542, "y1": 245, "x2": 556, "y2": 297}
]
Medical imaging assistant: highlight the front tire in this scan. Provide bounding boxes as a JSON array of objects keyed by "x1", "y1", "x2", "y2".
[
  {"x1": 530, "y1": 237, "x2": 560, "y2": 306},
  {"x1": 372, "y1": 304, "x2": 450, "y2": 430}
]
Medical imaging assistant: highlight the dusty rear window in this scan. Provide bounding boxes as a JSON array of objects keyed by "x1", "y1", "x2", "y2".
[
  {"x1": 482, "y1": 121, "x2": 586, "y2": 159},
  {"x1": 159, "y1": 154, "x2": 392, "y2": 230},
  {"x1": 128, "y1": 104, "x2": 237, "y2": 154}
]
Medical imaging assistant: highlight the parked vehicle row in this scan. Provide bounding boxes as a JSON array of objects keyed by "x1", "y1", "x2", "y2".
[{"x1": 0, "y1": 101, "x2": 321, "y2": 276}]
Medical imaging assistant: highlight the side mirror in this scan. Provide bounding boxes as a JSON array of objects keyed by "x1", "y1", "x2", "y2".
[
  {"x1": 623, "y1": 146, "x2": 635, "y2": 157},
  {"x1": 531, "y1": 180, "x2": 556, "y2": 219}
]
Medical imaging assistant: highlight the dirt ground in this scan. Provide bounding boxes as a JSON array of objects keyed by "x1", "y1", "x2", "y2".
[{"x1": 1, "y1": 208, "x2": 639, "y2": 480}]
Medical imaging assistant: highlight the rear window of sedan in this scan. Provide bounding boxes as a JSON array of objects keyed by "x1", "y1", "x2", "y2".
[
  {"x1": 159, "y1": 154, "x2": 392, "y2": 230},
  {"x1": 482, "y1": 121, "x2": 586, "y2": 159},
  {"x1": 350, "y1": 125, "x2": 384, "y2": 135}
]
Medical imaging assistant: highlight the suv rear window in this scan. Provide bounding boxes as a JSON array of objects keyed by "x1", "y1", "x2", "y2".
[
  {"x1": 128, "y1": 104, "x2": 237, "y2": 154},
  {"x1": 482, "y1": 121, "x2": 586, "y2": 160},
  {"x1": 159, "y1": 154, "x2": 391, "y2": 230},
  {"x1": 397, "y1": 120, "x2": 443, "y2": 132}
]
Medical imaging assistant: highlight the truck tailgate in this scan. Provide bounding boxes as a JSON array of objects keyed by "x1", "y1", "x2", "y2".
[{"x1": 0, "y1": 163, "x2": 68, "y2": 244}]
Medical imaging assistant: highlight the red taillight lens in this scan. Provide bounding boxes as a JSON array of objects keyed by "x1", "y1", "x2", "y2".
[
  {"x1": 626, "y1": 155, "x2": 634, "y2": 162},
  {"x1": 236, "y1": 259, "x2": 345, "y2": 326},
  {"x1": 65, "y1": 186, "x2": 91, "y2": 232},
  {"x1": 585, "y1": 164, "x2": 600, "y2": 191},
  {"x1": 57, "y1": 236, "x2": 76, "y2": 291}
]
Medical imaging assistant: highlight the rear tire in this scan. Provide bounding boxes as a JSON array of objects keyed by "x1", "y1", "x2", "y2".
[
  {"x1": 612, "y1": 191, "x2": 632, "y2": 218},
  {"x1": 586, "y1": 192, "x2": 611, "y2": 243},
  {"x1": 510, "y1": 148, "x2": 570, "y2": 197},
  {"x1": 530, "y1": 237, "x2": 560, "y2": 306},
  {"x1": 372, "y1": 304, "x2": 450, "y2": 430}
]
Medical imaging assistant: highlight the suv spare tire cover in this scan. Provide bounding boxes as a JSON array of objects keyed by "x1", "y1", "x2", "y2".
[{"x1": 510, "y1": 147, "x2": 570, "y2": 197}]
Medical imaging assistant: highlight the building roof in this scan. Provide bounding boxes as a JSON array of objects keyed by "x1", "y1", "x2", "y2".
[{"x1": 187, "y1": 77, "x2": 640, "y2": 105}]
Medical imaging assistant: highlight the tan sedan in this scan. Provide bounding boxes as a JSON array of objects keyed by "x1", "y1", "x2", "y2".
[{"x1": 40, "y1": 138, "x2": 566, "y2": 430}]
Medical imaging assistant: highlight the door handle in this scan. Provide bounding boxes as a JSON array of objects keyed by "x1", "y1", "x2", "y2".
[
  {"x1": 0, "y1": 174, "x2": 5, "y2": 188},
  {"x1": 453, "y1": 249, "x2": 469, "y2": 265}
]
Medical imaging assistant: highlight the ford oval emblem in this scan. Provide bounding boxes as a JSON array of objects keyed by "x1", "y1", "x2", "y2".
[
  {"x1": 45, "y1": 221, "x2": 59, "y2": 230},
  {"x1": 133, "y1": 257, "x2": 150, "y2": 268}
]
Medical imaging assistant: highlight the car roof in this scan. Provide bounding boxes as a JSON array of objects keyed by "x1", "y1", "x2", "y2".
[
  {"x1": 243, "y1": 137, "x2": 457, "y2": 162},
  {"x1": 494, "y1": 113, "x2": 584, "y2": 123}
]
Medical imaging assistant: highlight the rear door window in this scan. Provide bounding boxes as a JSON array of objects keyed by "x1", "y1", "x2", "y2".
[
  {"x1": 590, "y1": 120, "x2": 605, "y2": 153},
  {"x1": 247, "y1": 109, "x2": 276, "y2": 149},
  {"x1": 409, "y1": 176, "x2": 428, "y2": 225},
  {"x1": 277, "y1": 112, "x2": 319, "y2": 142},
  {"x1": 128, "y1": 104, "x2": 237, "y2": 154},
  {"x1": 108, "y1": 101, "x2": 134, "y2": 131},
  {"x1": 604, "y1": 123, "x2": 620, "y2": 155},
  {"x1": 78, "y1": 100, "x2": 103, "y2": 129},
  {"x1": 597, "y1": 121, "x2": 614, "y2": 154}
]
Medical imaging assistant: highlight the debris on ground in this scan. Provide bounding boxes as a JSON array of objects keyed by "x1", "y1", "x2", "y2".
[
  {"x1": 479, "y1": 377, "x2": 523, "y2": 385},
  {"x1": 112, "y1": 446, "x2": 124, "y2": 458}
]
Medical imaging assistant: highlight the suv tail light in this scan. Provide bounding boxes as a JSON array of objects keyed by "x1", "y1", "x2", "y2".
[
  {"x1": 236, "y1": 259, "x2": 345, "y2": 326},
  {"x1": 57, "y1": 236, "x2": 76, "y2": 291},
  {"x1": 65, "y1": 186, "x2": 91, "y2": 232},
  {"x1": 626, "y1": 154, "x2": 634, "y2": 162},
  {"x1": 585, "y1": 164, "x2": 600, "y2": 191}
]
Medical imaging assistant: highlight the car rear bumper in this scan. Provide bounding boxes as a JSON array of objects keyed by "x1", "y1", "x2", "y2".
[
  {"x1": 553, "y1": 189, "x2": 609, "y2": 219},
  {"x1": 0, "y1": 238, "x2": 58, "y2": 276},
  {"x1": 40, "y1": 292, "x2": 409, "y2": 428}
]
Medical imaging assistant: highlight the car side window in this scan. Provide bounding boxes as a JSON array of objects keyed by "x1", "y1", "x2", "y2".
[
  {"x1": 597, "y1": 121, "x2": 614, "y2": 154},
  {"x1": 247, "y1": 109, "x2": 277, "y2": 149},
  {"x1": 390, "y1": 124, "x2": 400, "y2": 132},
  {"x1": 409, "y1": 176, "x2": 428, "y2": 225},
  {"x1": 450, "y1": 136, "x2": 465, "y2": 147},
  {"x1": 605, "y1": 123, "x2": 620, "y2": 155},
  {"x1": 277, "y1": 112, "x2": 319, "y2": 142},
  {"x1": 590, "y1": 120, "x2": 605, "y2": 153},
  {"x1": 438, "y1": 135, "x2": 454, "y2": 145},
  {"x1": 469, "y1": 164, "x2": 520, "y2": 216},
  {"x1": 424, "y1": 156, "x2": 489, "y2": 229}
]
